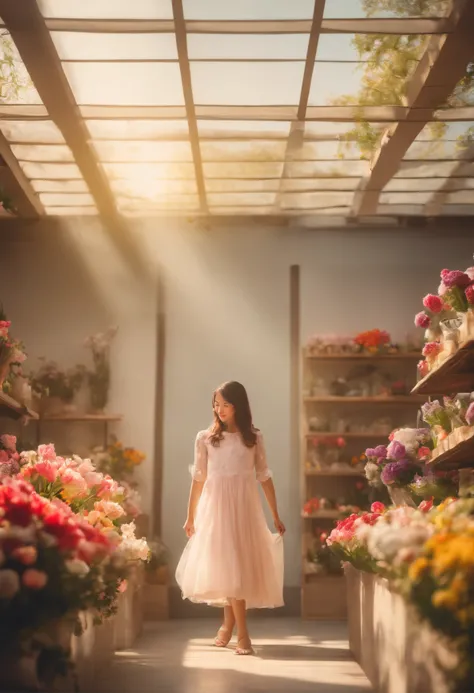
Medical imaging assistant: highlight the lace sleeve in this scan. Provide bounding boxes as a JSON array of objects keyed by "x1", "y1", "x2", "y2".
[
  {"x1": 255, "y1": 431, "x2": 272, "y2": 483},
  {"x1": 190, "y1": 431, "x2": 208, "y2": 482}
]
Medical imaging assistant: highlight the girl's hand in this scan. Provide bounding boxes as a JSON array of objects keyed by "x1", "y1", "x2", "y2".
[
  {"x1": 183, "y1": 517, "x2": 195, "y2": 538},
  {"x1": 274, "y1": 517, "x2": 286, "y2": 536}
]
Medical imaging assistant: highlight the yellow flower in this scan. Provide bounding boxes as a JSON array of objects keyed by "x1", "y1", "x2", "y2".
[
  {"x1": 432, "y1": 589, "x2": 459, "y2": 610},
  {"x1": 408, "y1": 557, "x2": 429, "y2": 582}
]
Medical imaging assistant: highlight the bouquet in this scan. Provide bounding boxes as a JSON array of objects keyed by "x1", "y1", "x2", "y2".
[
  {"x1": 0, "y1": 477, "x2": 113, "y2": 653},
  {"x1": 30, "y1": 359, "x2": 86, "y2": 403},
  {"x1": 353, "y1": 328, "x2": 390, "y2": 353},
  {"x1": 306, "y1": 528, "x2": 342, "y2": 576},
  {"x1": 364, "y1": 428, "x2": 434, "y2": 489},
  {"x1": 414, "y1": 267, "x2": 474, "y2": 338},
  {"x1": 0, "y1": 434, "x2": 20, "y2": 478},
  {"x1": 326, "y1": 502, "x2": 386, "y2": 572}
]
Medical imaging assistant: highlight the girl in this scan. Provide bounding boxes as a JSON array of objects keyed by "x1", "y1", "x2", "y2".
[{"x1": 176, "y1": 381, "x2": 285, "y2": 656}]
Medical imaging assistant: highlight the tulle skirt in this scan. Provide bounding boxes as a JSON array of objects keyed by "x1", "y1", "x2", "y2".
[{"x1": 175, "y1": 473, "x2": 284, "y2": 609}]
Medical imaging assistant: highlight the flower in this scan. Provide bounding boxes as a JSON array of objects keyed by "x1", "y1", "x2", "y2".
[
  {"x1": 418, "y1": 498, "x2": 434, "y2": 513},
  {"x1": 37, "y1": 444, "x2": 57, "y2": 461},
  {"x1": 65, "y1": 559, "x2": 90, "y2": 576},
  {"x1": 417, "y1": 446, "x2": 432, "y2": 461},
  {"x1": 422, "y1": 342, "x2": 441, "y2": 358},
  {"x1": 386, "y1": 440, "x2": 406, "y2": 460},
  {"x1": 440, "y1": 269, "x2": 471, "y2": 289},
  {"x1": 423, "y1": 294, "x2": 443, "y2": 313},
  {"x1": 0, "y1": 435, "x2": 17, "y2": 452},
  {"x1": 417, "y1": 360, "x2": 429, "y2": 377},
  {"x1": 11, "y1": 546, "x2": 38, "y2": 565},
  {"x1": 414, "y1": 312, "x2": 431, "y2": 329},
  {"x1": 380, "y1": 459, "x2": 416, "y2": 486},
  {"x1": 465, "y1": 402, "x2": 474, "y2": 426},
  {"x1": 465, "y1": 284, "x2": 474, "y2": 305},
  {"x1": 22, "y1": 569, "x2": 48, "y2": 590},
  {"x1": 371, "y1": 502, "x2": 385, "y2": 514}
]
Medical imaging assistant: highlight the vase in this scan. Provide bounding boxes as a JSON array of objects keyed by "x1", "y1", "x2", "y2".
[{"x1": 388, "y1": 486, "x2": 417, "y2": 507}]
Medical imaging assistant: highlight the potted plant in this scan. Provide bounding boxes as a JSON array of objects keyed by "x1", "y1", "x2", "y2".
[
  {"x1": 30, "y1": 359, "x2": 86, "y2": 416},
  {"x1": 84, "y1": 327, "x2": 118, "y2": 414}
]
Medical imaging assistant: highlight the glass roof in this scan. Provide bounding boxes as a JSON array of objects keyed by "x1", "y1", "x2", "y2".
[{"x1": 0, "y1": 1, "x2": 473, "y2": 220}]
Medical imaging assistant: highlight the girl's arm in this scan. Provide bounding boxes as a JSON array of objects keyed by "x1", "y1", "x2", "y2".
[
  {"x1": 184, "y1": 480, "x2": 204, "y2": 537},
  {"x1": 256, "y1": 432, "x2": 286, "y2": 535},
  {"x1": 184, "y1": 431, "x2": 208, "y2": 537}
]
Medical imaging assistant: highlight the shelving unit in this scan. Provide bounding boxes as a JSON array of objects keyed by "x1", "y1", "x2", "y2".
[
  {"x1": 412, "y1": 340, "x2": 474, "y2": 395},
  {"x1": 28, "y1": 413, "x2": 123, "y2": 448},
  {"x1": 301, "y1": 348, "x2": 421, "y2": 619}
]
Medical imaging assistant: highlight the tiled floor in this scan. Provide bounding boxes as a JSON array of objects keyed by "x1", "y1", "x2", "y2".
[{"x1": 96, "y1": 618, "x2": 372, "y2": 693}]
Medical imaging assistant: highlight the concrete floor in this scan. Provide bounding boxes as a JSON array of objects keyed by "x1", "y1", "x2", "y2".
[{"x1": 95, "y1": 618, "x2": 372, "y2": 693}]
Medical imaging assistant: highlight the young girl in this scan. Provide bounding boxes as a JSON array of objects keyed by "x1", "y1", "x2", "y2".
[{"x1": 176, "y1": 381, "x2": 285, "y2": 656}]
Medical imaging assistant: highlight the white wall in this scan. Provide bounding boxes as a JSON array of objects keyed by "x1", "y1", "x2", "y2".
[{"x1": 1, "y1": 219, "x2": 473, "y2": 586}]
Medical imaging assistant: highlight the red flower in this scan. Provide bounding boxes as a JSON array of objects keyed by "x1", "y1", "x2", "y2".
[
  {"x1": 370, "y1": 501, "x2": 385, "y2": 514},
  {"x1": 465, "y1": 283, "x2": 474, "y2": 305},
  {"x1": 418, "y1": 498, "x2": 434, "y2": 513},
  {"x1": 422, "y1": 294, "x2": 443, "y2": 314}
]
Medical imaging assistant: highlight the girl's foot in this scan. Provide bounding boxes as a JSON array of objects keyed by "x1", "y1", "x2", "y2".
[
  {"x1": 214, "y1": 626, "x2": 233, "y2": 648},
  {"x1": 235, "y1": 636, "x2": 254, "y2": 656}
]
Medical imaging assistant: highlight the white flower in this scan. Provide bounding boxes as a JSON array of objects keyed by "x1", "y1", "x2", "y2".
[
  {"x1": 0, "y1": 569, "x2": 21, "y2": 598},
  {"x1": 65, "y1": 559, "x2": 90, "y2": 576}
]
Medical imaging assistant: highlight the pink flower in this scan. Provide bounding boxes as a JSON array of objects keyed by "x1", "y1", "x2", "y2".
[
  {"x1": 438, "y1": 281, "x2": 448, "y2": 296},
  {"x1": 34, "y1": 460, "x2": 59, "y2": 483},
  {"x1": 22, "y1": 569, "x2": 48, "y2": 590},
  {"x1": 60, "y1": 468, "x2": 88, "y2": 498},
  {"x1": 0, "y1": 435, "x2": 17, "y2": 452},
  {"x1": 94, "y1": 500, "x2": 125, "y2": 520},
  {"x1": 118, "y1": 579, "x2": 128, "y2": 593},
  {"x1": 465, "y1": 284, "x2": 474, "y2": 305},
  {"x1": 0, "y1": 450, "x2": 9, "y2": 464},
  {"x1": 415, "y1": 312, "x2": 431, "y2": 329},
  {"x1": 11, "y1": 546, "x2": 37, "y2": 565},
  {"x1": 37, "y1": 444, "x2": 56, "y2": 462},
  {"x1": 418, "y1": 498, "x2": 434, "y2": 513},
  {"x1": 422, "y1": 342, "x2": 441, "y2": 358},
  {"x1": 417, "y1": 360, "x2": 429, "y2": 377},
  {"x1": 417, "y1": 446, "x2": 431, "y2": 461},
  {"x1": 423, "y1": 294, "x2": 443, "y2": 314},
  {"x1": 83, "y1": 471, "x2": 103, "y2": 489},
  {"x1": 440, "y1": 269, "x2": 471, "y2": 289},
  {"x1": 465, "y1": 402, "x2": 474, "y2": 426},
  {"x1": 370, "y1": 501, "x2": 385, "y2": 514}
]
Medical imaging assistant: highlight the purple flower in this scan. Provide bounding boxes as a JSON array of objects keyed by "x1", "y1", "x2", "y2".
[
  {"x1": 387, "y1": 440, "x2": 406, "y2": 460},
  {"x1": 373, "y1": 445, "x2": 388, "y2": 460},
  {"x1": 380, "y1": 459, "x2": 417, "y2": 486},
  {"x1": 421, "y1": 400, "x2": 442, "y2": 419},
  {"x1": 365, "y1": 447, "x2": 377, "y2": 460},
  {"x1": 466, "y1": 402, "x2": 474, "y2": 426}
]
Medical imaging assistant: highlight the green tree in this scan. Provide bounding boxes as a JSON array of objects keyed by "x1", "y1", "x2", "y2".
[{"x1": 335, "y1": 0, "x2": 473, "y2": 158}]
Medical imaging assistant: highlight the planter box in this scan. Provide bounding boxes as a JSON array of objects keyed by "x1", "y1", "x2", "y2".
[
  {"x1": 114, "y1": 565, "x2": 145, "y2": 650},
  {"x1": 345, "y1": 565, "x2": 457, "y2": 693},
  {"x1": 143, "y1": 583, "x2": 169, "y2": 621},
  {"x1": 302, "y1": 575, "x2": 346, "y2": 619},
  {"x1": 71, "y1": 612, "x2": 116, "y2": 691}
]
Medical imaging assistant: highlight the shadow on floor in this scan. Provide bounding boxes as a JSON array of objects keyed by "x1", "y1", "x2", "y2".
[{"x1": 93, "y1": 619, "x2": 372, "y2": 693}]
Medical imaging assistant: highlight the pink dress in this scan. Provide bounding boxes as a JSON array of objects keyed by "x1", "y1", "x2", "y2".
[{"x1": 175, "y1": 430, "x2": 284, "y2": 609}]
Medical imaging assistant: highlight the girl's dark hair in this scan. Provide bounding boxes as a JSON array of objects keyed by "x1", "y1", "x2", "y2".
[{"x1": 209, "y1": 381, "x2": 258, "y2": 448}]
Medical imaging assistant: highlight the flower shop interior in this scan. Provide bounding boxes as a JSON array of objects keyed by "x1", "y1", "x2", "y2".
[{"x1": 1, "y1": 1, "x2": 474, "y2": 692}]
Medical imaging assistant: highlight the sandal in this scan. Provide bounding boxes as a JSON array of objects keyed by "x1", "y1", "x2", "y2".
[
  {"x1": 214, "y1": 626, "x2": 233, "y2": 648},
  {"x1": 235, "y1": 638, "x2": 255, "y2": 656}
]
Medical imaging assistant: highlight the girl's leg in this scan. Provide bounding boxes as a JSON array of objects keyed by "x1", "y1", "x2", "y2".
[
  {"x1": 230, "y1": 598, "x2": 253, "y2": 654},
  {"x1": 215, "y1": 604, "x2": 235, "y2": 647}
]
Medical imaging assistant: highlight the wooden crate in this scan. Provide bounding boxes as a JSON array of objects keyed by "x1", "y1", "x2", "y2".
[{"x1": 302, "y1": 574, "x2": 347, "y2": 619}]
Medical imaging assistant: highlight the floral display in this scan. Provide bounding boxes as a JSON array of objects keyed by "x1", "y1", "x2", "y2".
[
  {"x1": 0, "y1": 477, "x2": 114, "y2": 653},
  {"x1": 326, "y1": 498, "x2": 474, "y2": 689},
  {"x1": 364, "y1": 427, "x2": 433, "y2": 488},
  {"x1": 306, "y1": 331, "x2": 420, "y2": 356},
  {"x1": 85, "y1": 326, "x2": 118, "y2": 413},
  {"x1": 305, "y1": 528, "x2": 342, "y2": 576},
  {"x1": 0, "y1": 433, "x2": 21, "y2": 477},
  {"x1": 353, "y1": 328, "x2": 390, "y2": 353},
  {"x1": 30, "y1": 359, "x2": 86, "y2": 405},
  {"x1": 92, "y1": 438, "x2": 145, "y2": 482}
]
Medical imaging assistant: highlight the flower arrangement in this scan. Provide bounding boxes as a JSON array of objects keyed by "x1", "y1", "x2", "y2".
[
  {"x1": 0, "y1": 477, "x2": 114, "y2": 655},
  {"x1": 303, "y1": 496, "x2": 334, "y2": 516},
  {"x1": 364, "y1": 427, "x2": 433, "y2": 489},
  {"x1": 326, "y1": 502, "x2": 386, "y2": 572},
  {"x1": 0, "y1": 306, "x2": 14, "y2": 386},
  {"x1": 353, "y1": 328, "x2": 390, "y2": 353},
  {"x1": 30, "y1": 359, "x2": 86, "y2": 406},
  {"x1": 0, "y1": 433, "x2": 20, "y2": 478},
  {"x1": 84, "y1": 326, "x2": 118, "y2": 413},
  {"x1": 92, "y1": 438, "x2": 145, "y2": 482},
  {"x1": 308, "y1": 435, "x2": 346, "y2": 468}
]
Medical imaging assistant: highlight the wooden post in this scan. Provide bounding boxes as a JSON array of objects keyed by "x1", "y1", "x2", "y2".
[
  {"x1": 152, "y1": 272, "x2": 166, "y2": 538},
  {"x1": 289, "y1": 265, "x2": 301, "y2": 609}
]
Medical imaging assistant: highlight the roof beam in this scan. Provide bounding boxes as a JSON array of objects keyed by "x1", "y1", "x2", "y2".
[
  {"x1": 0, "y1": 0, "x2": 119, "y2": 218},
  {"x1": 425, "y1": 145, "x2": 474, "y2": 215},
  {"x1": 0, "y1": 132, "x2": 44, "y2": 217},
  {"x1": 41, "y1": 17, "x2": 452, "y2": 35},
  {"x1": 273, "y1": 0, "x2": 326, "y2": 213},
  {"x1": 171, "y1": 0, "x2": 207, "y2": 214},
  {"x1": 351, "y1": 0, "x2": 474, "y2": 217}
]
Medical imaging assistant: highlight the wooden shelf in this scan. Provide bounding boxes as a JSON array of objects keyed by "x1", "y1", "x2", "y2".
[
  {"x1": 412, "y1": 340, "x2": 474, "y2": 396},
  {"x1": 305, "y1": 431, "x2": 390, "y2": 439},
  {"x1": 305, "y1": 469, "x2": 365, "y2": 477},
  {"x1": 304, "y1": 395, "x2": 425, "y2": 404},
  {"x1": 31, "y1": 414, "x2": 122, "y2": 423},
  {"x1": 305, "y1": 351, "x2": 420, "y2": 361},
  {"x1": 428, "y1": 428, "x2": 474, "y2": 470},
  {"x1": 303, "y1": 510, "x2": 341, "y2": 520},
  {"x1": 0, "y1": 391, "x2": 38, "y2": 420}
]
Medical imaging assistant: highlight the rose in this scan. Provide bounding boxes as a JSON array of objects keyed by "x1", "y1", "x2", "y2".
[
  {"x1": 423, "y1": 294, "x2": 443, "y2": 313},
  {"x1": 415, "y1": 312, "x2": 431, "y2": 328},
  {"x1": 37, "y1": 444, "x2": 56, "y2": 461},
  {"x1": 34, "y1": 460, "x2": 59, "y2": 483},
  {"x1": 371, "y1": 501, "x2": 385, "y2": 514},
  {"x1": 59, "y1": 468, "x2": 88, "y2": 498},
  {"x1": 417, "y1": 446, "x2": 432, "y2": 461},
  {"x1": 22, "y1": 569, "x2": 48, "y2": 590},
  {"x1": 417, "y1": 360, "x2": 429, "y2": 377},
  {"x1": 422, "y1": 342, "x2": 441, "y2": 358},
  {"x1": 440, "y1": 269, "x2": 471, "y2": 289},
  {"x1": 0, "y1": 435, "x2": 17, "y2": 452},
  {"x1": 466, "y1": 284, "x2": 474, "y2": 305},
  {"x1": 94, "y1": 500, "x2": 125, "y2": 521},
  {"x1": 418, "y1": 498, "x2": 434, "y2": 513}
]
